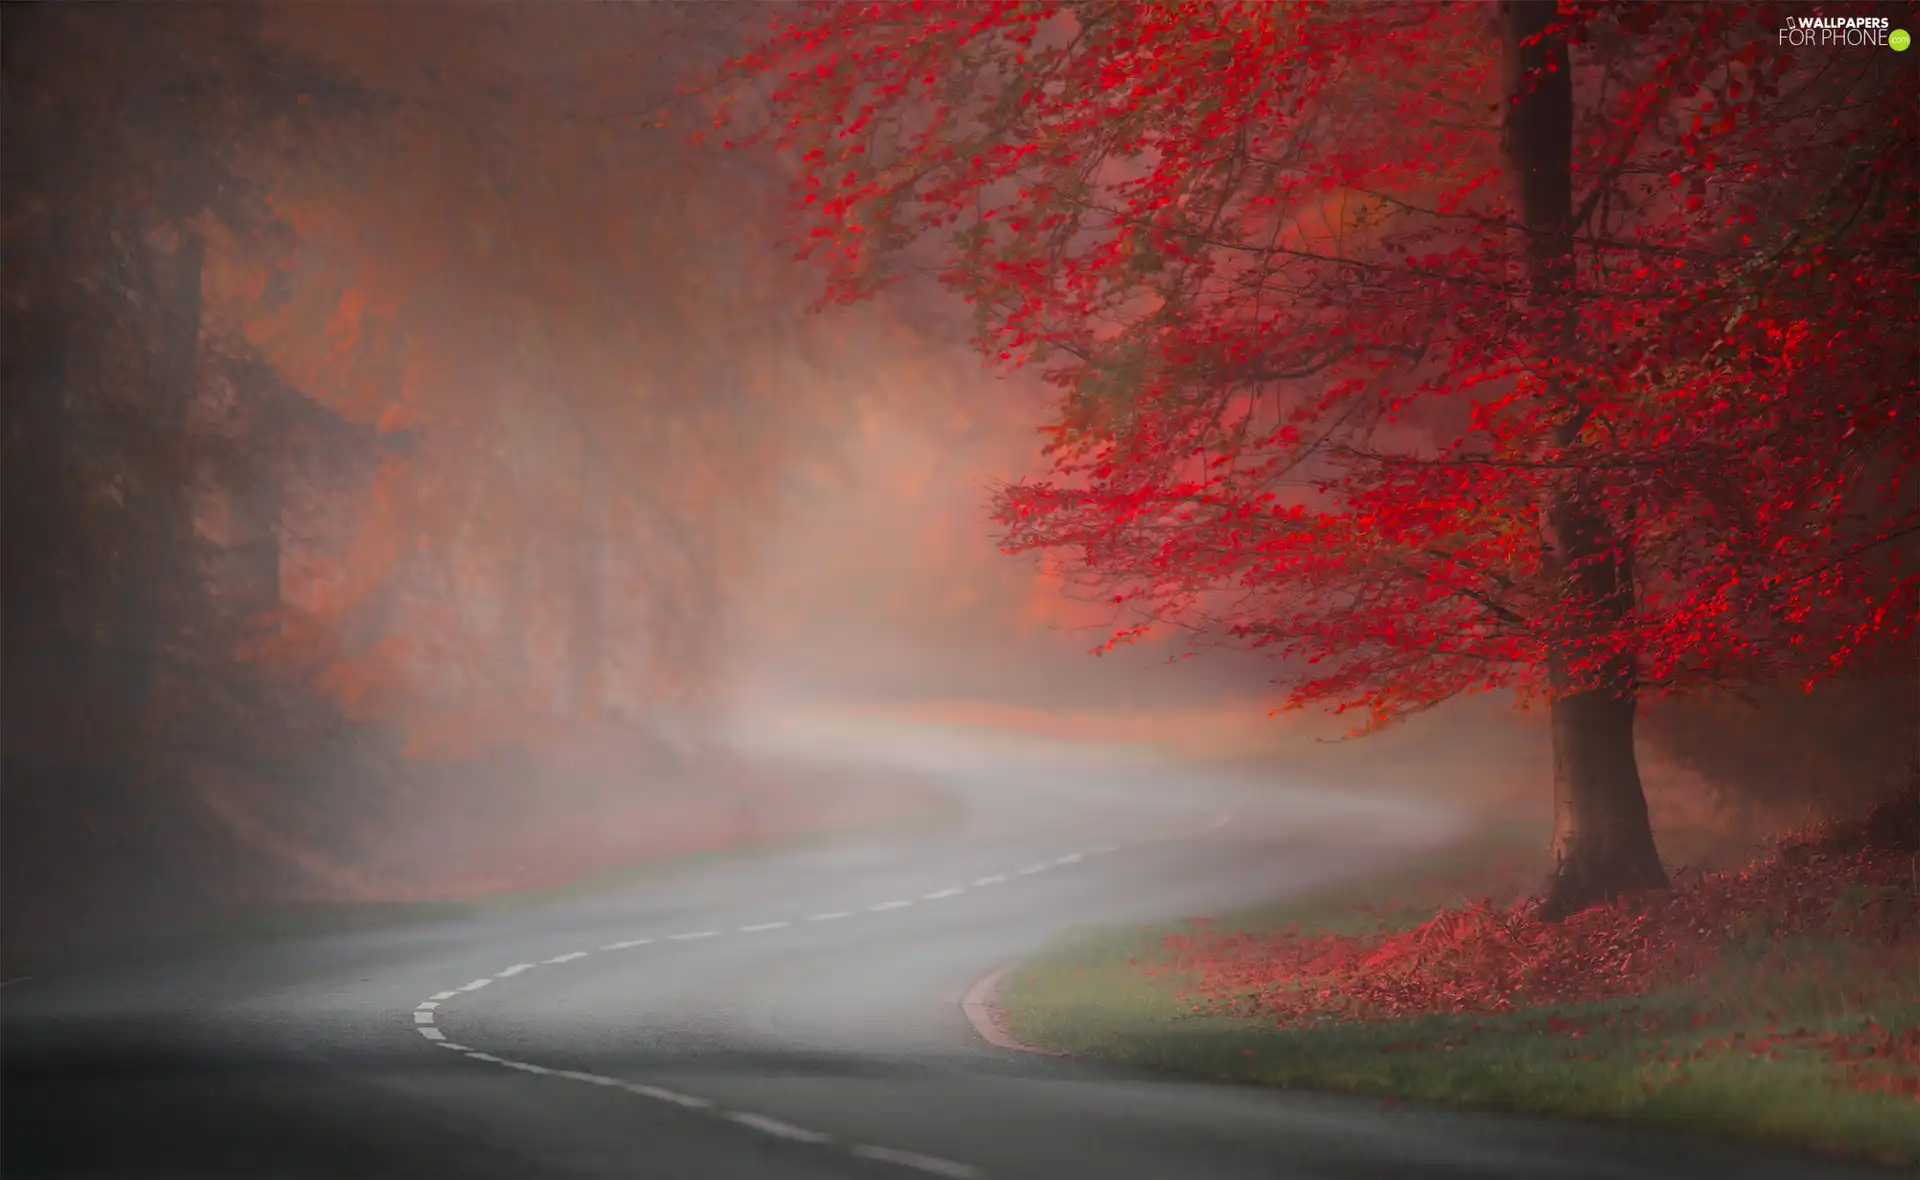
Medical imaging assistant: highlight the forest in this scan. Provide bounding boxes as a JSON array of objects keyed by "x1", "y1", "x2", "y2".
[
  {"x1": 1, "y1": 4, "x2": 882, "y2": 961},
  {"x1": 3, "y1": 4, "x2": 1917, "y2": 1173},
  {"x1": 2, "y1": 2, "x2": 1914, "y2": 960}
]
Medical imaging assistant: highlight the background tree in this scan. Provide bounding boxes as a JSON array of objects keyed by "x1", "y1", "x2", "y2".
[
  {"x1": 0, "y1": 2, "x2": 896, "y2": 956},
  {"x1": 2, "y1": 4, "x2": 369, "y2": 760},
  {"x1": 729, "y1": 0, "x2": 1917, "y2": 915}
]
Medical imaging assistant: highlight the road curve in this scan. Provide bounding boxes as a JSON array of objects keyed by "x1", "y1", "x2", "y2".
[{"x1": 1, "y1": 739, "x2": 1891, "y2": 1179}]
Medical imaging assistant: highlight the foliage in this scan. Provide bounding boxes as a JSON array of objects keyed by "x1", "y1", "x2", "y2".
[{"x1": 728, "y1": 1, "x2": 1917, "y2": 729}]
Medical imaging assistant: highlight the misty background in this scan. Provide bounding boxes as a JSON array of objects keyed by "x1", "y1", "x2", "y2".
[{"x1": 3, "y1": 4, "x2": 1912, "y2": 972}]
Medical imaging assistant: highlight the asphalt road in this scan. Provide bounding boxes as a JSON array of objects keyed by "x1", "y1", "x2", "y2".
[{"x1": 1, "y1": 736, "x2": 1896, "y2": 1180}]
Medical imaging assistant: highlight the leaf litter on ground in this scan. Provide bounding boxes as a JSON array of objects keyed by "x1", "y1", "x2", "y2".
[{"x1": 1159, "y1": 783, "x2": 1919, "y2": 1101}]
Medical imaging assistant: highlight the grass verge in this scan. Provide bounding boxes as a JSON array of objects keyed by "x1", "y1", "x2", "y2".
[{"x1": 1001, "y1": 819, "x2": 1920, "y2": 1166}]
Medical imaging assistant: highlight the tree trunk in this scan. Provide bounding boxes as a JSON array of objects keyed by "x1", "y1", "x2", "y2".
[
  {"x1": 567, "y1": 467, "x2": 606, "y2": 727},
  {"x1": 230, "y1": 369, "x2": 288, "y2": 620},
  {"x1": 230, "y1": 471, "x2": 284, "y2": 616},
  {"x1": 0, "y1": 214, "x2": 87, "y2": 760},
  {"x1": 1543, "y1": 670, "x2": 1668, "y2": 917},
  {"x1": 496, "y1": 554, "x2": 531, "y2": 702},
  {"x1": 113, "y1": 227, "x2": 206, "y2": 733},
  {"x1": 1501, "y1": 0, "x2": 1668, "y2": 919}
]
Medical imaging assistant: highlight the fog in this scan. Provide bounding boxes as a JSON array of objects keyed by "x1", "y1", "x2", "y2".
[
  {"x1": 0, "y1": 3, "x2": 1322, "y2": 970},
  {"x1": 3, "y1": 2, "x2": 1911, "y2": 982}
]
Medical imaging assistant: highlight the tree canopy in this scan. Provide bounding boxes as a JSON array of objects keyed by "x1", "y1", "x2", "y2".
[{"x1": 729, "y1": 0, "x2": 1917, "y2": 913}]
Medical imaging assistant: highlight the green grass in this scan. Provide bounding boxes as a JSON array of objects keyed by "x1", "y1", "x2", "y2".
[{"x1": 1001, "y1": 826, "x2": 1920, "y2": 1166}]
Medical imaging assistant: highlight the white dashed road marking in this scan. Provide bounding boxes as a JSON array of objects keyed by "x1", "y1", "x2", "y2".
[{"x1": 406, "y1": 817, "x2": 1233, "y2": 1180}]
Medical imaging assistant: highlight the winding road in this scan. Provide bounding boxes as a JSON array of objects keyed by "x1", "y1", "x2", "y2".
[{"x1": 1, "y1": 726, "x2": 1891, "y2": 1179}]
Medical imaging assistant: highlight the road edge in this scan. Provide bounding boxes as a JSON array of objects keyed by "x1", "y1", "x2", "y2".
[
  {"x1": 4, "y1": 774, "x2": 966, "y2": 985},
  {"x1": 961, "y1": 964, "x2": 1066, "y2": 1056}
]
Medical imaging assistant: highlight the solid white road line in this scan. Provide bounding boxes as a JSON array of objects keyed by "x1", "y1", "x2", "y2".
[
  {"x1": 626, "y1": 1082, "x2": 712, "y2": 1109},
  {"x1": 852, "y1": 1144, "x2": 983, "y2": 1177},
  {"x1": 724, "y1": 1111, "x2": 833, "y2": 1143}
]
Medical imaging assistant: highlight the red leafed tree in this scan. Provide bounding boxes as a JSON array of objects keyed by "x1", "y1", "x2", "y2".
[{"x1": 729, "y1": 1, "x2": 1917, "y2": 915}]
